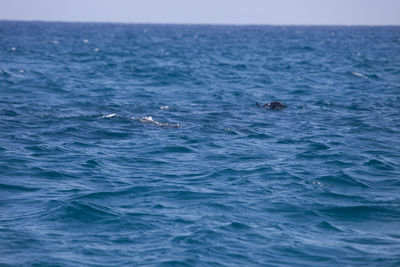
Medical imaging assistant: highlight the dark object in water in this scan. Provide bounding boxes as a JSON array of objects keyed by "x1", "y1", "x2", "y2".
[{"x1": 256, "y1": 101, "x2": 288, "y2": 110}]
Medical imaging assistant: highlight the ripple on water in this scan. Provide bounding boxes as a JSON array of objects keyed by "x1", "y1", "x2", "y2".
[
  {"x1": 88, "y1": 187, "x2": 154, "y2": 199},
  {"x1": 150, "y1": 145, "x2": 194, "y2": 154},
  {"x1": 314, "y1": 172, "x2": 370, "y2": 190},
  {"x1": 308, "y1": 142, "x2": 330, "y2": 151},
  {"x1": 320, "y1": 205, "x2": 399, "y2": 221},
  {"x1": 315, "y1": 220, "x2": 343, "y2": 232},
  {"x1": 0, "y1": 182, "x2": 39, "y2": 192},
  {"x1": 363, "y1": 159, "x2": 395, "y2": 171},
  {"x1": 45, "y1": 200, "x2": 119, "y2": 224}
]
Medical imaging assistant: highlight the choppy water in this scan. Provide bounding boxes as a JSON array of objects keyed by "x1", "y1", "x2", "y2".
[{"x1": 1, "y1": 21, "x2": 400, "y2": 266}]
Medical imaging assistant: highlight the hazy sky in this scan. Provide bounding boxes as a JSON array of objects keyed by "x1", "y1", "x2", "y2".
[{"x1": 1, "y1": 0, "x2": 399, "y2": 25}]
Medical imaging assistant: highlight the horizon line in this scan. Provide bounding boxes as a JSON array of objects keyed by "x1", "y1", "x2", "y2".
[{"x1": 1, "y1": 19, "x2": 399, "y2": 27}]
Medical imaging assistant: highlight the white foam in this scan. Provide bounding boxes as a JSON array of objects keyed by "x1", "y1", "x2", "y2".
[
  {"x1": 83, "y1": 39, "x2": 89, "y2": 43},
  {"x1": 11, "y1": 47, "x2": 16, "y2": 51},
  {"x1": 133, "y1": 116, "x2": 180, "y2": 128},
  {"x1": 94, "y1": 48, "x2": 100, "y2": 52},
  {"x1": 352, "y1": 72, "x2": 364, "y2": 77},
  {"x1": 160, "y1": 105, "x2": 170, "y2": 110},
  {"x1": 100, "y1": 113, "x2": 117, "y2": 119},
  {"x1": 140, "y1": 116, "x2": 155, "y2": 122}
]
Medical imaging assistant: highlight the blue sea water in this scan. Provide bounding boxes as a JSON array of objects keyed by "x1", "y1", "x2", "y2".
[{"x1": 1, "y1": 21, "x2": 400, "y2": 266}]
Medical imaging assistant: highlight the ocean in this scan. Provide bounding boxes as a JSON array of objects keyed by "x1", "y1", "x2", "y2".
[{"x1": 1, "y1": 21, "x2": 400, "y2": 266}]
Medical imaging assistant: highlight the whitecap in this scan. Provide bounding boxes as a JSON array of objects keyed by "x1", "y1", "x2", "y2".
[
  {"x1": 160, "y1": 105, "x2": 170, "y2": 110},
  {"x1": 140, "y1": 116, "x2": 158, "y2": 124},
  {"x1": 94, "y1": 48, "x2": 100, "y2": 52},
  {"x1": 132, "y1": 116, "x2": 180, "y2": 128},
  {"x1": 83, "y1": 39, "x2": 89, "y2": 43},
  {"x1": 100, "y1": 113, "x2": 117, "y2": 119},
  {"x1": 352, "y1": 72, "x2": 364, "y2": 78}
]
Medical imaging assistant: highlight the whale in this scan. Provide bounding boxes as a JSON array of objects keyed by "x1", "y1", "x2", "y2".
[{"x1": 256, "y1": 101, "x2": 288, "y2": 110}]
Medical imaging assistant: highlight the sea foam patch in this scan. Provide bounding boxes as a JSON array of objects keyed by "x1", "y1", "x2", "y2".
[
  {"x1": 100, "y1": 113, "x2": 117, "y2": 119},
  {"x1": 132, "y1": 116, "x2": 180, "y2": 128}
]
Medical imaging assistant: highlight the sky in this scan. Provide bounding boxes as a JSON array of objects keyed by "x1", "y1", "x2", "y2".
[{"x1": 1, "y1": 0, "x2": 400, "y2": 25}]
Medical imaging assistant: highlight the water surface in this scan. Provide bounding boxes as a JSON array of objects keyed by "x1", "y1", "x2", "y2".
[{"x1": 1, "y1": 22, "x2": 400, "y2": 266}]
